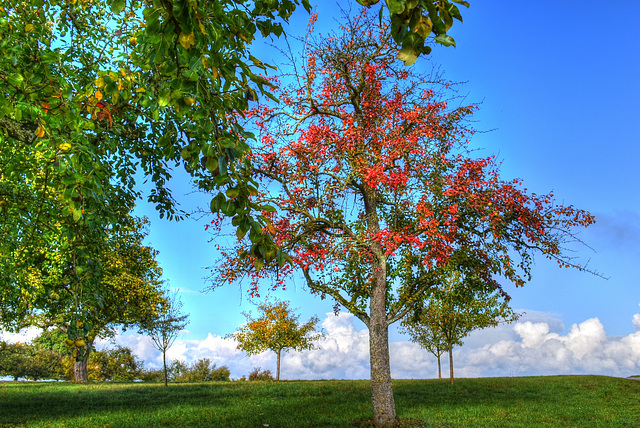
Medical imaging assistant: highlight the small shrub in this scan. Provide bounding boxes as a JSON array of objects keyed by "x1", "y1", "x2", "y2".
[
  {"x1": 139, "y1": 368, "x2": 165, "y2": 383},
  {"x1": 210, "y1": 365, "x2": 231, "y2": 381},
  {"x1": 248, "y1": 367, "x2": 274, "y2": 381},
  {"x1": 169, "y1": 359, "x2": 231, "y2": 382}
]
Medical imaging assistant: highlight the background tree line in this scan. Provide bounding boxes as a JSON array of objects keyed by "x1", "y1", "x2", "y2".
[{"x1": 0, "y1": 329, "x2": 232, "y2": 383}]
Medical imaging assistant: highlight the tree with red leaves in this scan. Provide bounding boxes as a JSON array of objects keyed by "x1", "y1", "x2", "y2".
[{"x1": 207, "y1": 13, "x2": 595, "y2": 427}]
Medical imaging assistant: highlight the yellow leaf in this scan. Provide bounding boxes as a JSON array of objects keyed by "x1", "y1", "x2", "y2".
[
  {"x1": 212, "y1": 66, "x2": 219, "y2": 79},
  {"x1": 95, "y1": 90, "x2": 103, "y2": 101},
  {"x1": 184, "y1": 96, "x2": 195, "y2": 106},
  {"x1": 198, "y1": 18, "x2": 206, "y2": 35},
  {"x1": 95, "y1": 77, "x2": 105, "y2": 88},
  {"x1": 36, "y1": 126, "x2": 45, "y2": 138},
  {"x1": 25, "y1": 23, "x2": 34, "y2": 32},
  {"x1": 179, "y1": 32, "x2": 195, "y2": 50},
  {"x1": 59, "y1": 142, "x2": 71, "y2": 151}
]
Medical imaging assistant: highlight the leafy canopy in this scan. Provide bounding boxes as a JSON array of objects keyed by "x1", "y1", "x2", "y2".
[
  {"x1": 230, "y1": 300, "x2": 322, "y2": 356},
  {"x1": 209, "y1": 12, "x2": 595, "y2": 321},
  {"x1": 402, "y1": 271, "x2": 520, "y2": 358}
]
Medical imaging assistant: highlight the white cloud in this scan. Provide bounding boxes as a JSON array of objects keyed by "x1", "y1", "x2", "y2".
[
  {"x1": 0, "y1": 326, "x2": 42, "y2": 344},
  {"x1": 633, "y1": 313, "x2": 640, "y2": 330},
  {"x1": 6, "y1": 309, "x2": 640, "y2": 380}
]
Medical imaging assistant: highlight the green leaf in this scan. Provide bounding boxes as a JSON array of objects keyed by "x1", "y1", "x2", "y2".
[
  {"x1": 237, "y1": 220, "x2": 250, "y2": 240},
  {"x1": 220, "y1": 138, "x2": 237, "y2": 149},
  {"x1": 226, "y1": 187, "x2": 239, "y2": 199},
  {"x1": 435, "y1": 34, "x2": 456, "y2": 47},
  {"x1": 218, "y1": 155, "x2": 228, "y2": 176},
  {"x1": 221, "y1": 199, "x2": 236, "y2": 216},
  {"x1": 158, "y1": 88, "x2": 171, "y2": 107},
  {"x1": 451, "y1": 0, "x2": 470, "y2": 7},
  {"x1": 387, "y1": 0, "x2": 406, "y2": 15},
  {"x1": 205, "y1": 156, "x2": 218, "y2": 172},
  {"x1": 108, "y1": 0, "x2": 126, "y2": 14},
  {"x1": 41, "y1": 51, "x2": 59, "y2": 63},
  {"x1": 261, "y1": 205, "x2": 277, "y2": 213},
  {"x1": 7, "y1": 73, "x2": 24, "y2": 87},
  {"x1": 210, "y1": 197, "x2": 220, "y2": 213}
]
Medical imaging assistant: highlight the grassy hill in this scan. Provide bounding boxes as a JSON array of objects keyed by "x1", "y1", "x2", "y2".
[{"x1": 0, "y1": 375, "x2": 638, "y2": 427}]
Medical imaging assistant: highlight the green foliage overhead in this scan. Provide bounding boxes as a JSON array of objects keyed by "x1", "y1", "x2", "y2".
[
  {"x1": 357, "y1": 0, "x2": 470, "y2": 65},
  {"x1": 0, "y1": 0, "x2": 311, "y2": 338}
]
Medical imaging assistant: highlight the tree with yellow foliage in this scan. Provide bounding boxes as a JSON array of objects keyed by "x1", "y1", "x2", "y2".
[{"x1": 230, "y1": 300, "x2": 322, "y2": 380}]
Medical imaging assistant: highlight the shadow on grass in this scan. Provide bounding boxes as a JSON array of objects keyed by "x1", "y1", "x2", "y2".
[
  {"x1": 0, "y1": 380, "x2": 374, "y2": 427},
  {"x1": 1, "y1": 376, "x2": 638, "y2": 427}
]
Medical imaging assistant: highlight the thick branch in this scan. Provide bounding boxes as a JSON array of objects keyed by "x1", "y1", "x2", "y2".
[
  {"x1": 301, "y1": 267, "x2": 370, "y2": 327},
  {"x1": 0, "y1": 117, "x2": 37, "y2": 145}
]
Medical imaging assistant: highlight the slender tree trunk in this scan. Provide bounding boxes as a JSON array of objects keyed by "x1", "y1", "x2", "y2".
[
  {"x1": 437, "y1": 355, "x2": 442, "y2": 379},
  {"x1": 163, "y1": 349, "x2": 168, "y2": 387},
  {"x1": 369, "y1": 268, "x2": 396, "y2": 427},
  {"x1": 448, "y1": 346, "x2": 454, "y2": 385},
  {"x1": 276, "y1": 349, "x2": 281, "y2": 381}
]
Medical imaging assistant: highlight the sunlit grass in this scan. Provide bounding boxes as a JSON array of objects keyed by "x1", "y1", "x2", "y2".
[{"x1": 0, "y1": 375, "x2": 638, "y2": 427}]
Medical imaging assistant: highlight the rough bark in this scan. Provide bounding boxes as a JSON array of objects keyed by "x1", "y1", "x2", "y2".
[
  {"x1": 74, "y1": 358, "x2": 89, "y2": 382},
  {"x1": 369, "y1": 267, "x2": 396, "y2": 427},
  {"x1": 448, "y1": 346, "x2": 454, "y2": 385},
  {"x1": 73, "y1": 342, "x2": 91, "y2": 382},
  {"x1": 437, "y1": 355, "x2": 442, "y2": 379},
  {"x1": 0, "y1": 116, "x2": 37, "y2": 144}
]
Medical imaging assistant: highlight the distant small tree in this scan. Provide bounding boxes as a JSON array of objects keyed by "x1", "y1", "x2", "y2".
[
  {"x1": 402, "y1": 318, "x2": 448, "y2": 380},
  {"x1": 0, "y1": 341, "x2": 29, "y2": 381},
  {"x1": 141, "y1": 287, "x2": 189, "y2": 386},
  {"x1": 402, "y1": 273, "x2": 520, "y2": 384},
  {"x1": 229, "y1": 300, "x2": 323, "y2": 380},
  {"x1": 0, "y1": 339, "x2": 65, "y2": 381},
  {"x1": 167, "y1": 360, "x2": 188, "y2": 382}
]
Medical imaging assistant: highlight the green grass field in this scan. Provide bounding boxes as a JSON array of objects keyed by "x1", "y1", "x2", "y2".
[{"x1": 0, "y1": 376, "x2": 638, "y2": 427}]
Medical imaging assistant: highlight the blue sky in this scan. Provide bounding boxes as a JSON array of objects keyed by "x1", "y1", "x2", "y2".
[{"x1": 5, "y1": 1, "x2": 639, "y2": 380}]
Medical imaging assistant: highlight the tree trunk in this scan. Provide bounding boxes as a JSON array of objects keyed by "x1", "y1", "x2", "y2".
[
  {"x1": 369, "y1": 268, "x2": 396, "y2": 427},
  {"x1": 163, "y1": 349, "x2": 168, "y2": 387},
  {"x1": 437, "y1": 355, "x2": 442, "y2": 379},
  {"x1": 73, "y1": 342, "x2": 91, "y2": 382},
  {"x1": 74, "y1": 358, "x2": 89, "y2": 382},
  {"x1": 276, "y1": 349, "x2": 281, "y2": 381},
  {"x1": 448, "y1": 346, "x2": 454, "y2": 385}
]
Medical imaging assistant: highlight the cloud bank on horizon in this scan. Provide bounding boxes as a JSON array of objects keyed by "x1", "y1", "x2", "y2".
[{"x1": 100, "y1": 309, "x2": 640, "y2": 380}]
